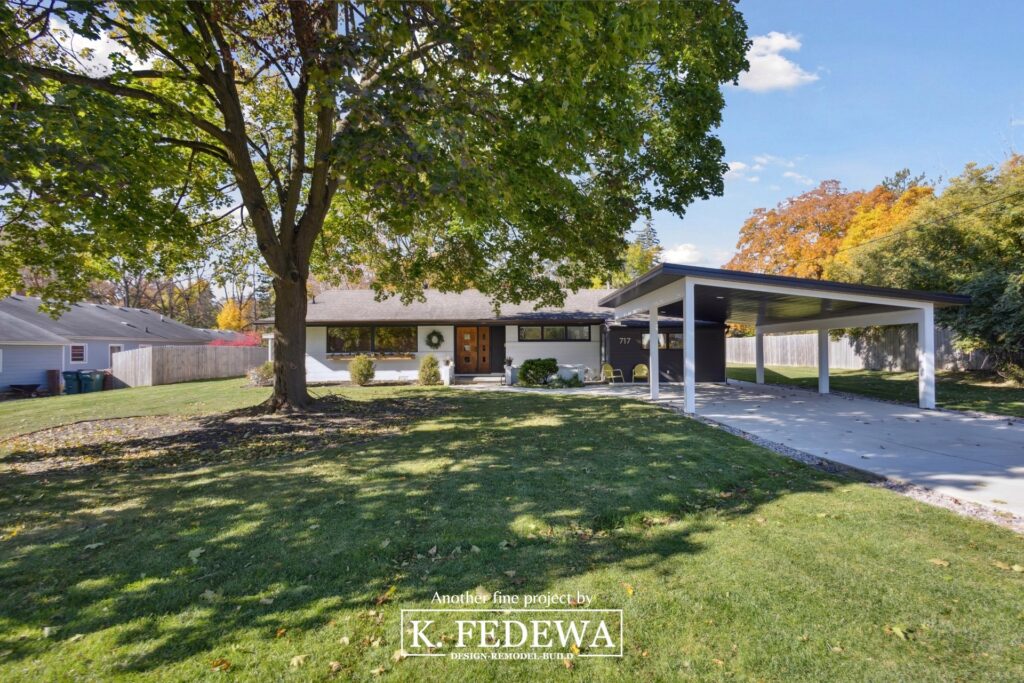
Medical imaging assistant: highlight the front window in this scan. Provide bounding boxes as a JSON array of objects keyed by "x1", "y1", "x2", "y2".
[
  {"x1": 327, "y1": 326, "x2": 372, "y2": 354},
  {"x1": 641, "y1": 333, "x2": 667, "y2": 350},
  {"x1": 518, "y1": 326, "x2": 542, "y2": 341},
  {"x1": 326, "y1": 326, "x2": 417, "y2": 354},
  {"x1": 374, "y1": 326, "x2": 417, "y2": 353},
  {"x1": 518, "y1": 325, "x2": 591, "y2": 342},
  {"x1": 542, "y1": 326, "x2": 566, "y2": 341}
]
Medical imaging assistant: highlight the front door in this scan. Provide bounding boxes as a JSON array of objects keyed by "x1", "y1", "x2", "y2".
[{"x1": 455, "y1": 326, "x2": 491, "y2": 373}]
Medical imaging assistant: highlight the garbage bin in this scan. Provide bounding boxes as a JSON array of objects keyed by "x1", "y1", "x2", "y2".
[
  {"x1": 79, "y1": 370, "x2": 104, "y2": 393},
  {"x1": 62, "y1": 370, "x2": 81, "y2": 395}
]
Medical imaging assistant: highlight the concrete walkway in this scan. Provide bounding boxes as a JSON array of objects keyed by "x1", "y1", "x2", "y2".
[{"x1": 454, "y1": 380, "x2": 1024, "y2": 518}]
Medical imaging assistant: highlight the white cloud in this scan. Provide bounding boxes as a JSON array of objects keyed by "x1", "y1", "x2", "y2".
[
  {"x1": 724, "y1": 161, "x2": 760, "y2": 183},
  {"x1": 1012, "y1": 117, "x2": 1024, "y2": 127},
  {"x1": 736, "y1": 32, "x2": 819, "y2": 93},
  {"x1": 660, "y1": 244, "x2": 733, "y2": 268},
  {"x1": 51, "y1": 18, "x2": 151, "y2": 75},
  {"x1": 783, "y1": 170, "x2": 814, "y2": 186},
  {"x1": 753, "y1": 154, "x2": 796, "y2": 168}
]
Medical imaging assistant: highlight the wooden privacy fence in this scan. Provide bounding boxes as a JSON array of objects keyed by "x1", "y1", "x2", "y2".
[
  {"x1": 112, "y1": 345, "x2": 267, "y2": 387},
  {"x1": 726, "y1": 327, "x2": 993, "y2": 372}
]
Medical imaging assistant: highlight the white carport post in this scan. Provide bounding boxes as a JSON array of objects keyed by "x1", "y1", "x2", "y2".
[
  {"x1": 648, "y1": 308, "x2": 659, "y2": 400},
  {"x1": 817, "y1": 329, "x2": 829, "y2": 394},
  {"x1": 683, "y1": 278, "x2": 696, "y2": 414},
  {"x1": 918, "y1": 304, "x2": 936, "y2": 409},
  {"x1": 754, "y1": 329, "x2": 765, "y2": 384}
]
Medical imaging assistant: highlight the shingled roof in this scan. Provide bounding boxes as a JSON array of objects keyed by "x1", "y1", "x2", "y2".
[
  {"x1": 0, "y1": 296, "x2": 217, "y2": 345},
  {"x1": 286, "y1": 288, "x2": 618, "y2": 325}
]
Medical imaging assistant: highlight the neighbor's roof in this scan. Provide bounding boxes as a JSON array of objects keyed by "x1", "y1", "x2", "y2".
[
  {"x1": 280, "y1": 288, "x2": 618, "y2": 325},
  {"x1": 0, "y1": 296, "x2": 217, "y2": 345}
]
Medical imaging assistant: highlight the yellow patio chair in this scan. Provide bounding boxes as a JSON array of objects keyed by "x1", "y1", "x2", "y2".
[
  {"x1": 632, "y1": 363, "x2": 649, "y2": 383},
  {"x1": 601, "y1": 363, "x2": 624, "y2": 383}
]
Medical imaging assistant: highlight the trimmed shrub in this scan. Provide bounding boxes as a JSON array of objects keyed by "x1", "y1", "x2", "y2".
[
  {"x1": 549, "y1": 374, "x2": 584, "y2": 388},
  {"x1": 349, "y1": 355, "x2": 376, "y2": 386},
  {"x1": 247, "y1": 361, "x2": 274, "y2": 387},
  {"x1": 419, "y1": 354, "x2": 441, "y2": 386},
  {"x1": 518, "y1": 358, "x2": 559, "y2": 386}
]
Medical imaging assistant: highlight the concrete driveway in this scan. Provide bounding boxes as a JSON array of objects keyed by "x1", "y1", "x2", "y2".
[{"x1": 688, "y1": 381, "x2": 1024, "y2": 518}]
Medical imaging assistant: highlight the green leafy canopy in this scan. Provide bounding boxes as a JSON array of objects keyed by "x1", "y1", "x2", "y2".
[{"x1": 1, "y1": 1, "x2": 748, "y2": 404}]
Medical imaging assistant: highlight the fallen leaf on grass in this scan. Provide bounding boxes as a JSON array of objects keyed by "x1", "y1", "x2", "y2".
[
  {"x1": 68, "y1": 634, "x2": 84, "y2": 643},
  {"x1": 371, "y1": 665, "x2": 387, "y2": 676},
  {"x1": 428, "y1": 545, "x2": 437, "y2": 556},
  {"x1": 992, "y1": 561, "x2": 1012, "y2": 571},
  {"x1": 84, "y1": 543, "x2": 104, "y2": 550},
  {"x1": 474, "y1": 585, "x2": 491, "y2": 602},
  {"x1": 712, "y1": 658, "x2": 724, "y2": 666},
  {"x1": 329, "y1": 660, "x2": 343, "y2": 673},
  {"x1": 259, "y1": 597, "x2": 274, "y2": 605},
  {"x1": 290, "y1": 654, "x2": 308, "y2": 668},
  {"x1": 375, "y1": 585, "x2": 397, "y2": 606},
  {"x1": 42, "y1": 626, "x2": 58, "y2": 638},
  {"x1": 339, "y1": 636, "x2": 351, "y2": 645},
  {"x1": 201, "y1": 589, "x2": 220, "y2": 602},
  {"x1": 562, "y1": 657, "x2": 574, "y2": 670},
  {"x1": 621, "y1": 582, "x2": 635, "y2": 596},
  {"x1": 470, "y1": 545, "x2": 481, "y2": 554},
  {"x1": 1014, "y1": 565, "x2": 1024, "y2": 573},
  {"x1": 570, "y1": 643, "x2": 580, "y2": 656},
  {"x1": 275, "y1": 628, "x2": 287, "y2": 639},
  {"x1": 504, "y1": 570, "x2": 516, "y2": 578},
  {"x1": 884, "y1": 624, "x2": 913, "y2": 641},
  {"x1": 498, "y1": 540, "x2": 515, "y2": 550},
  {"x1": 380, "y1": 539, "x2": 390, "y2": 549},
  {"x1": 210, "y1": 658, "x2": 231, "y2": 671},
  {"x1": 392, "y1": 649, "x2": 408, "y2": 662},
  {"x1": 188, "y1": 548, "x2": 205, "y2": 564},
  {"x1": 928, "y1": 558, "x2": 950, "y2": 567}
]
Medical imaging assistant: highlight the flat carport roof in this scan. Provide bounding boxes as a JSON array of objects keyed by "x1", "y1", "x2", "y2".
[{"x1": 598, "y1": 264, "x2": 970, "y2": 413}]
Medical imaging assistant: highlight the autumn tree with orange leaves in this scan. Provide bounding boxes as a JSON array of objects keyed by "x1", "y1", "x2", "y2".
[{"x1": 725, "y1": 174, "x2": 933, "y2": 280}]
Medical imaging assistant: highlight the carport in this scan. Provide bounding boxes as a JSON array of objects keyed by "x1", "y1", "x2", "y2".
[{"x1": 598, "y1": 264, "x2": 970, "y2": 414}]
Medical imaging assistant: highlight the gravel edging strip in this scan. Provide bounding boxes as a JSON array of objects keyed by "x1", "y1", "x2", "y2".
[{"x1": 688, "y1": 412, "x2": 1024, "y2": 535}]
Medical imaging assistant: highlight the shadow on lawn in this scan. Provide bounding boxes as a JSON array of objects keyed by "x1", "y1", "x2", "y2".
[{"x1": 0, "y1": 391, "x2": 841, "y2": 672}]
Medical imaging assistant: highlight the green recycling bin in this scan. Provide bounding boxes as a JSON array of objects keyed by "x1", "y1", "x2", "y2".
[
  {"x1": 62, "y1": 370, "x2": 81, "y2": 395},
  {"x1": 79, "y1": 370, "x2": 105, "y2": 393}
]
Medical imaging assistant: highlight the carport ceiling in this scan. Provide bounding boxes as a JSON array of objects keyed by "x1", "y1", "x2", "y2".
[{"x1": 657, "y1": 285, "x2": 913, "y2": 326}]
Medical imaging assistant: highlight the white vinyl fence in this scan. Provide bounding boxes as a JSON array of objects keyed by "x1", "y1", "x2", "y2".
[
  {"x1": 112, "y1": 345, "x2": 266, "y2": 387},
  {"x1": 726, "y1": 326, "x2": 992, "y2": 371}
]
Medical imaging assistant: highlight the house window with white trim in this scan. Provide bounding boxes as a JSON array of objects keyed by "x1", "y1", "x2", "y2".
[
  {"x1": 70, "y1": 344, "x2": 87, "y2": 363},
  {"x1": 108, "y1": 344, "x2": 123, "y2": 367}
]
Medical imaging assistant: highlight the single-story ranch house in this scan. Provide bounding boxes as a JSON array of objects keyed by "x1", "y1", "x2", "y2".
[
  {"x1": 272, "y1": 264, "x2": 968, "y2": 412},
  {"x1": 266, "y1": 287, "x2": 728, "y2": 386},
  {"x1": 0, "y1": 295, "x2": 232, "y2": 393}
]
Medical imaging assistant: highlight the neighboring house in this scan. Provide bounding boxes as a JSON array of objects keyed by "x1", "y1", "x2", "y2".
[
  {"x1": 0, "y1": 295, "x2": 220, "y2": 393},
  {"x1": 260, "y1": 288, "x2": 728, "y2": 383}
]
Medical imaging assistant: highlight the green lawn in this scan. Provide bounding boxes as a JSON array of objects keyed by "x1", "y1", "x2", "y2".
[
  {"x1": 1, "y1": 380, "x2": 1022, "y2": 681},
  {"x1": 728, "y1": 364, "x2": 1024, "y2": 418}
]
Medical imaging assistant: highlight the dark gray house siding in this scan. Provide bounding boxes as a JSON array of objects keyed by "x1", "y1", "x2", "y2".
[
  {"x1": 0, "y1": 344, "x2": 64, "y2": 390},
  {"x1": 604, "y1": 323, "x2": 726, "y2": 383}
]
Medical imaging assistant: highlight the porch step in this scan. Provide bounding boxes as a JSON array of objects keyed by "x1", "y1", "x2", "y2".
[{"x1": 452, "y1": 374, "x2": 504, "y2": 385}]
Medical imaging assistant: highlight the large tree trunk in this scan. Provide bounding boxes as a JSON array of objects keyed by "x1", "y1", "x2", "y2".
[{"x1": 268, "y1": 275, "x2": 310, "y2": 410}]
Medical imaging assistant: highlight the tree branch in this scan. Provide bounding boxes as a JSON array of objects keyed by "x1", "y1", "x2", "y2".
[{"x1": 18, "y1": 63, "x2": 230, "y2": 145}]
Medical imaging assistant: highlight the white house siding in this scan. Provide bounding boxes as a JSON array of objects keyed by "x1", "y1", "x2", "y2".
[
  {"x1": 0, "y1": 344, "x2": 64, "y2": 390},
  {"x1": 304, "y1": 325, "x2": 456, "y2": 382},
  {"x1": 503, "y1": 324, "x2": 602, "y2": 378}
]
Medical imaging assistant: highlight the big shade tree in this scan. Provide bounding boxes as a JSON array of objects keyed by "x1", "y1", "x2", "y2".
[{"x1": 0, "y1": 1, "x2": 748, "y2": 409}]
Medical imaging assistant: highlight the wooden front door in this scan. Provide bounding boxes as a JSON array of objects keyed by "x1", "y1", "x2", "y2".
[{"x1": 455, "y1": 326, "x2": 491, "y2": 373}]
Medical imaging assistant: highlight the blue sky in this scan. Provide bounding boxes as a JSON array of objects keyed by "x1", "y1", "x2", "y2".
[{"x1": 657, "y1": 0, "x2": 1024, "y2": 267}]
